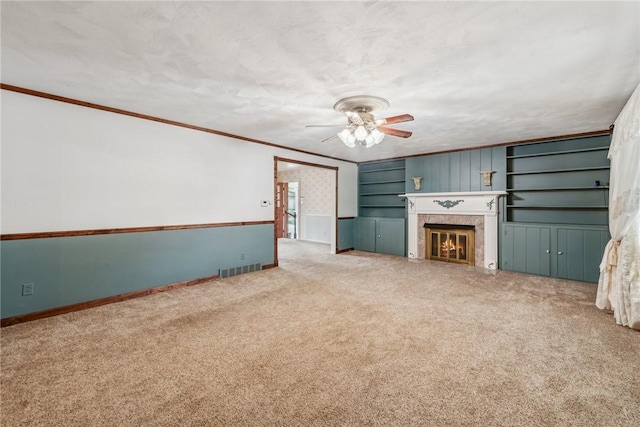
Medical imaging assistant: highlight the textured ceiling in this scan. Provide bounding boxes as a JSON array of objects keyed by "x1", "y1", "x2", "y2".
[{"x1": 2, "y1": 1, "x2": 639, "y2": 163}]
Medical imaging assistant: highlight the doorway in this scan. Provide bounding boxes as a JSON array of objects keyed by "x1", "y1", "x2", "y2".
[
  {"x1": 274, "y1": 157, "x2": 338, "y2": 265},
  {"x1": 287, "y1": 182, "x2": 299, "y2": 239}
]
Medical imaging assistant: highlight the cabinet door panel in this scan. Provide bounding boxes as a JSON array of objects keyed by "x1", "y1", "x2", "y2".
[
  {"x1": 558, "y1": 228, "x2": 609, "y2": 283},
  {"x1": 502, "y1": 225, "x2": 550, "y2": 276},
  {"x1": 376, "y1": 219, "x2": 405, "y2": 256},
  {"x1": 566, "y1": 229, "x2": 585, "y2": 281},
  {"x1": 355, "y1": 218, "x2": 377, "y2": 252},
  {"x1": 557, "y1": 228, "x2": 569, "y2": 279},
  {"x1": 502, "y1": 226, "x2": 515, "y2": 271},
  {"x1": 513, "y1": 226, "x2": 528, "y2": 273},
  {"x1": 583, "y1": 230, "x2": 609, "y2": 283},
  {"x1": 526, "y1": 227, "x2": 551, "y2": 275},
  {"x1": 557, "y1": 228, "x2": 586, "y2": 281}
]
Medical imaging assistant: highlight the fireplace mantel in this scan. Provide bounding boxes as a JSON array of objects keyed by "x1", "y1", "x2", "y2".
[{"x1": 400, "y1": 191, "x2": 507, "y2": 269}]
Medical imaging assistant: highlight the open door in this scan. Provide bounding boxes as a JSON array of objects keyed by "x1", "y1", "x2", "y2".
[{"x1": 275, "y1": 182, "x2": 288, "y2": 239}]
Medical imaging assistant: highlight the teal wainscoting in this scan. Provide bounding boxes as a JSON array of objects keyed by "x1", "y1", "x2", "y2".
[
  {"x1": 337, "y1": 217, "x2": 355, "y2": 251},
  {"x1": 1, "y1": 224, "x2": 274, "y2": 319},
  {"x1": 405, "y1": 146, "x2": 507, "y2": 193}
]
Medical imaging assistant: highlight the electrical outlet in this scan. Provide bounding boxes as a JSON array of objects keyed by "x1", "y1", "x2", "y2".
[
  {"x1": 22, "y1": 282, "x2": 34, "y2": 296},
  {"x1": 260, "y1": 200, "x2": 268, "y2": 207}
]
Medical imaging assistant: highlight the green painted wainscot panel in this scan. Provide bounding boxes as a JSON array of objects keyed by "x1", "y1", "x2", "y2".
[
  {"x1": 1, "y1": 224, "x2": 274, "y2": 319},
  {"x1": 405, "y1": 146, "x2": 507, "y2": 193},
  {"x1": 337, "y1": 218, "x2": 355, "y2": 251}
]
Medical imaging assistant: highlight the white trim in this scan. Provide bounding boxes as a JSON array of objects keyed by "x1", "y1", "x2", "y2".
[{"x1": 401, "y1": 191, "x2": 507, "y2": 198}]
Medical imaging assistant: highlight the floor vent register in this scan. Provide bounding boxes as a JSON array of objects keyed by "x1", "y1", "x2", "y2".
[{"x1": 219, "y1": 263, "x2": 262, "y2": 279}]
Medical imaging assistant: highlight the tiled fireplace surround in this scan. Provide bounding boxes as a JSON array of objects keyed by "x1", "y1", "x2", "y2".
[
  {"x1": 401, "y1": 192, "x2": 507, "y2": 270},
  {"x1": 419, "y1": 214, "x2": 483, "y2": 266}
]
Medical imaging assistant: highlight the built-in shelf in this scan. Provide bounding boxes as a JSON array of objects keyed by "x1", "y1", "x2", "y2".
[
  {"x1": 359, "y1": 167, "x2": 405, "y2": 173},
  {"x1": 506, "y1": 146, "x2": 609, "y2": 159},
  {"x1": 505, "y1": 135, "x2": 611, "y2": 226},
  {"x1": 507, "y1": 205, "x2": 608, "y2": 209},
  {"x1": 507, "y1": 186, "x2": 609, "y2": 191},
  {"x1": 359, "y1": 179, "x2": 405, "y2": 185},
  {"x1": 507, "y1": 166, "x2": 609, "y2": 175},
  {"x1": 358, "y1": 159, "x2": 406, "y2": 219}
]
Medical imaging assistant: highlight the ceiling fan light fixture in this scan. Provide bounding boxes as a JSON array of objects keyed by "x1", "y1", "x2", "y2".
[
  {"x1": 313, "y1": 95, "x2": 412, "y2": 148},
  {"x1": 354, "y1": 125, "x2": 368, "y2": 141},
  {"x1": 338, "y1": 128, "x2": 356, "y2": 147},
  {"x1": 371, "y1": 128, "x2": 385, "y2": 144},
  {"x1": 364, "y1": 134, "x2": 376, "y2": 148},
  {"x1": 336, "y1": 119, "x2": 387, "y2": 148}
]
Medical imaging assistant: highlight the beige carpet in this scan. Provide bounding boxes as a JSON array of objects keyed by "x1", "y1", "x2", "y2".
[{"x1": 2, "y1": 239, "x2": 639, "y2": 426}]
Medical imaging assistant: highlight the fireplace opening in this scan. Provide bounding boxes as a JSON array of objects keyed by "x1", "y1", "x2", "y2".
[{"x1": 424, "y1": 224, "x2": 475, "y2": 266}]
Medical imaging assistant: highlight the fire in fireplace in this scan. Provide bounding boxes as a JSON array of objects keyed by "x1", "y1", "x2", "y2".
[{"x1": 424, "y1": 224, "x2": 475, "y2": 265}]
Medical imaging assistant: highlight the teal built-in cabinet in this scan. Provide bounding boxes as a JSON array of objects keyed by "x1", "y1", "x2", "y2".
[
  {"x1": 355, "y1": 159, "x2": 406, "y2": 256},
  {"x1": 355, "y1": 217, "x2": 405, "y2": 257},
  {"x1": 502, "y1": 223, "x2": 609, "y2": 283},
  {"x1": 501, "y1": 134, "x2": 611, "y2": 283}
]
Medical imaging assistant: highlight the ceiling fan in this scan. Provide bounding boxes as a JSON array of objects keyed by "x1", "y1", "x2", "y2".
[{"x1": 306, "y1": 95, "x2": 414, "y2": 148}]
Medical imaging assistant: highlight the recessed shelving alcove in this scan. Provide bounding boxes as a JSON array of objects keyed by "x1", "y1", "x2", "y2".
[
  {"x1": 506, "y1": 136, "x2": 610, "y2": 225},
  {"x1": 358, "y1": 160, "x2": 406, "y2": 217}
]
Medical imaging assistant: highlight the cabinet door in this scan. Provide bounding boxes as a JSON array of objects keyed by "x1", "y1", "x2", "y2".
[
  {"x1": 376, "y1": 219, "x2": 405, "y2": 256},
  {"x1": 354, "y1": 218, "x2": 377, "y2": 252},
  {"x1": 502, "y1": 225, "x2": 551, "y2": 276},
  {"x1": 557, "y1": 228, "x2": 609, "y2": 283},
  {"x1": 525, "y1": 227, "x2": 551, "y2": 276}
]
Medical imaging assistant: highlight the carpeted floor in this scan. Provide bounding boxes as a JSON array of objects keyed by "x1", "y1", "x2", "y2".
[{"x1": 1, "y1": 239, "x2": 639, "y2": 426}]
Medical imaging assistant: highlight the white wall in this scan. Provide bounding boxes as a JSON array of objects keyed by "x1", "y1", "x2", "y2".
[{"x1": 0, "y1": 90, "x2": 357, "y2": 234}]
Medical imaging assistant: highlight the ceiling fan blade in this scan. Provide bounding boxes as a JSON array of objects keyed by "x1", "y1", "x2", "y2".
[
  {"x1": 321, "y1": 134, "x2": 338, "y2": 143},
  {"x1": 375, "y1": 114, "x2": 414, "y2": 126},
  {"x1": 378, "y1": 126, "x2": 412, "y2": 138}
]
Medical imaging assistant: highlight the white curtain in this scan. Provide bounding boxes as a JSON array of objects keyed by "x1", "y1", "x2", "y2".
[{"x1": 596, "y1": 83, "x2": 640, "y2": 330}]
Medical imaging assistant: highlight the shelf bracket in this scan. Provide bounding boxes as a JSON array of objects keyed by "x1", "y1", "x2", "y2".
[{"x1": 480, "y1": 170, "x2": 496, "y2": 186}]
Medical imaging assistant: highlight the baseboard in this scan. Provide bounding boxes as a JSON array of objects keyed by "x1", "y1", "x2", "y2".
[
  {"x1": 1, "y1": 274, "x2": 221, "y2": 327},
  {"x1": 336, "y1": 248, "x2": 355, "y2": 254}
]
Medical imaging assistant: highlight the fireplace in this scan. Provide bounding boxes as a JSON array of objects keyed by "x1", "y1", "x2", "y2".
[
  {"x1": 400, "y1": 191, "x2": 506, "y2": 270},
  {"x1": 425, "y1": 224, "x2": 475, "y2": 265}
]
